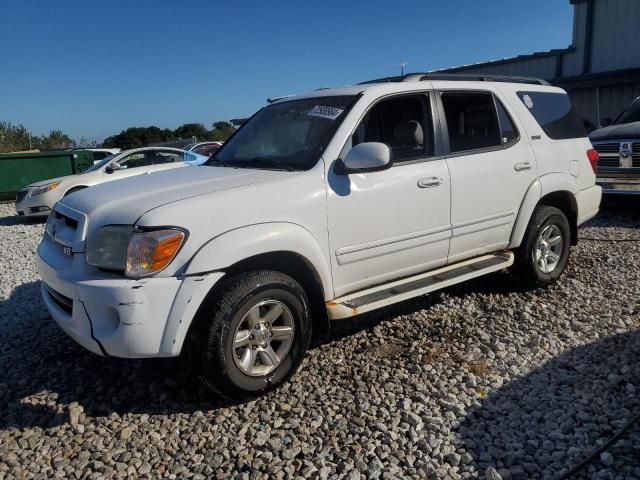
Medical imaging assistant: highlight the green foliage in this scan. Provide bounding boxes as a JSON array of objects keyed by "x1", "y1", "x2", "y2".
[
  {"x1": 210, "y1": 121, "x2": 235, "y2": 141},
  {"x1": 0, "y1": 122, "x2": 74, "y2": 153},
  {"x1": 102, "y1": 121, "x2": 236, "y2": 149}
]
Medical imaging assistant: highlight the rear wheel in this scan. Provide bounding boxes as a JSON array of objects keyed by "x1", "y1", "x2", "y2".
[
  {"x1": 190, "y1": 270, "x2": 312, "y2": 400},
  {"x1": 511, "y1": 206, "x2": 571, "y2": 288}
]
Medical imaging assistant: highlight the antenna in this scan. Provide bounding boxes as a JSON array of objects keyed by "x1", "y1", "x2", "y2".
[{"x1": 398, "y1": 62, "x2": 407, "y2": 76}]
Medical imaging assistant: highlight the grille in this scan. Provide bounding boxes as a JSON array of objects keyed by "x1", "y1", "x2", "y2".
[
  {"x1": 598, "y1": 156, "x2": 621, "y2": 168},
  {"x1": 593, "y1": 142, "x2": 640, "y2": 168},
  {"x1": 44, "y1": 283, "x2": 73, "y2": 315},
  {"x1": 16, "y1": 190, "x2": 28, "y2": 203},
  {"x1": 594, "y1": 143, "x2": 620, "y2": 154},
  {"x1": 55, "y1": 211, "x2": 78, "y2": 229}
]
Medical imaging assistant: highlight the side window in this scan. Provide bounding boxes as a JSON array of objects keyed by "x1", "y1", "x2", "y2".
[
  {"x1": 495, "y1": 98, "x2": 518, "y2": 144},
  {"x1": 155, "y1": 151, "x2": 184, "y2": 164},
  {"x1": 116, "y1": 152, "x2": 154, "y2": 169},
  {"x1": 352, "y1": 94, "x2": 434, "y2": 162},
  {"x1": 441, "y1": 91, "x2": 501, "y2": 153},
  {"x1": 517, "y1": 91, "x2": 586, "y2": 139}
]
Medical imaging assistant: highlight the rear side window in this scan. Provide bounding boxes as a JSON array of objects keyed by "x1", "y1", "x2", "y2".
[
  {"x1": 517, "y1": 91, "x2": 586, "y2": 140},
  {"x1": 441, "y1": 92, "x2": 502, "y2": 153},
  {"x1": 495, "y1": 100, "x2": 518, "y2": 144}
]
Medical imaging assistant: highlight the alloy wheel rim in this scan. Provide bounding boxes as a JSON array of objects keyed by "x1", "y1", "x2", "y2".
[
  {"x1": 533, "y1": 224, "x2": 564, "y2": 274},
  {"x1": 232, "y1": 300, "x2": 295, "y2": 377}
]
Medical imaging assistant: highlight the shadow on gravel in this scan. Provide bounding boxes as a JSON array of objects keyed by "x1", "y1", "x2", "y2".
[
  {"x1": 0, "y1": 213, "x2": 45, "y2": 227},
  {"x1": 0, "y1": 282, "x2": 240, "y2": 431},
  {"x1": 458, "y1": 330, "x2": 640, "y2": 480}
]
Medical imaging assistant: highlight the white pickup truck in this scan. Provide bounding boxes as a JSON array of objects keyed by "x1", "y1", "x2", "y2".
[{"x1": 37, "y1": 74, "x2": 602, "y2": 399}]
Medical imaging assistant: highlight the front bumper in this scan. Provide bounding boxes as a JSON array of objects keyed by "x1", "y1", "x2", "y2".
[
  {"x1": 36, "y1": 236, "x2": 196, "y2": 358},
  {"x1": 596, "y1": 176, "x2": 640, "y2": 195},
  {"x1": 15, "y1": 188, "x2": 55, "y2": 218}
]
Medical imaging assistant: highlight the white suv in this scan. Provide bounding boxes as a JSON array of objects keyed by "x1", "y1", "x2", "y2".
[{"x1": 36, "y1": 74, "x2": 602, "y2": 399}]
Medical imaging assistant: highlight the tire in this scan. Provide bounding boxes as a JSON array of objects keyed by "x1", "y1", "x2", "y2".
[
  {"x1": 510, "y1": 206, "x2": 571, "y2": 288},
  {"x1": 190, "y1": 270, "x2": 312, "y2": 400}
]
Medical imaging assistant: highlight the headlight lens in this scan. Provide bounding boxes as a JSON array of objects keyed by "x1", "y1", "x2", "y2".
[
  {"x1": 86, "y1": 225, "x2": 136, "y2": 270},
  {"x1": 85, "y1": 225, "x2": 186, "y2": 278},
  {"x1": 126, "y1": 229, "x2": 186, "y2": 277},
  {"x1": 31, "y1": 182, "x2": 60, "y2": 196}
]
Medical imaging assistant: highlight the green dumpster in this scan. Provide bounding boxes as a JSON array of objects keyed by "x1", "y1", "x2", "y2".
[{"x1": 0, "y1": 150, "x2": 94, "y2": 201}]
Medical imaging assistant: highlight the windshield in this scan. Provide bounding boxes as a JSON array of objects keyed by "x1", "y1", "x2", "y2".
[
  {"x1": 207, "y1": 96, "x2": 356, "y2": 171},
  {"x1": 614, "y1": 98, "x2": 640, "y2": 125},
  {"x1": 85, "y1": 153, "x2": 120, "y2": 172}
]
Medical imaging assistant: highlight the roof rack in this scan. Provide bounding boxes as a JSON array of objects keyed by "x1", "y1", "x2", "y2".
[
  {"x1": 421, "y1": 73, "x2": 550, "y2": 86},
  {"x1": 359, "y1": 72, "x2": 549, "y2": 86}
]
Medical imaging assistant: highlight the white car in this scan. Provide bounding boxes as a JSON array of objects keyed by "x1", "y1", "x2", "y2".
[
  {"x1": 36, "y1": 74, "x2": 601, "y2": 399},
  {"x1": 16, "y1": 147, "x2": 202, "y2": 218}
]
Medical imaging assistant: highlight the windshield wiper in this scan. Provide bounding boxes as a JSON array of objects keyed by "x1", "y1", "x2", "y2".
[
  {"x1": 225, "y1": 157, "x2": 296, "y2": 171},
  {"x1": 204, "y1": 158, "x2": 227, "y2": 167}
]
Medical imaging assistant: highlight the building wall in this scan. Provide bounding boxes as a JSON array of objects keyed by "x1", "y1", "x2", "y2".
[
  {"x1": 590, "y1": 0, "x2": 640, "y2": 73},
  {"x1": 434, "y1": 0, "x2": 640, "y2": 127}
]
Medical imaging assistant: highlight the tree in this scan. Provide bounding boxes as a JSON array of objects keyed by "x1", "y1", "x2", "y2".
[
  {"x1": 102, "y1": 126, "x2": 176, "y2": 149},
  {"x1": 210, "y1": 121, "x2": 235, "y2": 141},
  {"x1": 174, "y1": 123, "x2": 209, "y2": 141}
]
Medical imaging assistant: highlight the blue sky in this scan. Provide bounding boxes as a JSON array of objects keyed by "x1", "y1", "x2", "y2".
[{"x1": 1, "y1": 0, "x2": 573, "y2": 143}]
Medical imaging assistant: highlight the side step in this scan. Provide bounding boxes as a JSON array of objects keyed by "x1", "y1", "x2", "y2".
[{"x1": 327, "y1": 251, "x2": 514, "y2": 320}]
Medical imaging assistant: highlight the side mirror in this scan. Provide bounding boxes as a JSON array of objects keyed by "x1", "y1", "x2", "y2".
[
  {"x1": 339, "y1": 142, "x2": 392, "y2": 174},
  {"x1": 105, "y1": 162, "x2": 121, "y2": 174},
  {"x1": 600, "y1": 118, "x2": 612, "y2": 127}
]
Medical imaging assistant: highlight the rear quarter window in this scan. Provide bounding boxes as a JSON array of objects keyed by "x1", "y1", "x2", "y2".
[{"x1": 517, "y1": 91, "x2": 586, "y2": 140}]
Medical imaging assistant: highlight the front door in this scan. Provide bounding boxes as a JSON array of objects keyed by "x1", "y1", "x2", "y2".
[
  {"x1": 327, "y1": 92, "x2": 452, "y2": 297},
  {"x1": 438, "y1": 90, "x2": 537, "y2": 263}
]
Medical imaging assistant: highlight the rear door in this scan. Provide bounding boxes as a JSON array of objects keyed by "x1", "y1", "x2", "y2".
[{"x1": 437, "y1": 89, "x2": 537, "y2": 263}]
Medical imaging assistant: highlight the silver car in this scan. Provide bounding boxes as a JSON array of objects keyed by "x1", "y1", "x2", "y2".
[{"x1": 16, "y1": 147, "x2": 203, "y2": 218}]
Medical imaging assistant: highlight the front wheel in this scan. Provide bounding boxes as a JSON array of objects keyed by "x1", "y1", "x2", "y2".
[
  {"x1": 190, "y1": 270, "x2": 312, "y2": 400},
  {"x1": 510, "y1": 206, "x2": 571, "y2": 288}
]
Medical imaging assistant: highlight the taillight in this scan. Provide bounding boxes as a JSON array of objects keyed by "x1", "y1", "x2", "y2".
[{"x1": 587, "y1": 148, "x2": 599, "y2": 173}]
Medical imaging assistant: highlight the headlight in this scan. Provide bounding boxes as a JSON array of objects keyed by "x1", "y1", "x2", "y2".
[
  {"x1": 126, "y1": 229, "x2": 186, "y2": 277},
  {"x1": 86, "y1": 225, "x2": 186, "y2": 278},
  {"x1": 31, "y1": 182, "x2": 60, "y2": 196}
]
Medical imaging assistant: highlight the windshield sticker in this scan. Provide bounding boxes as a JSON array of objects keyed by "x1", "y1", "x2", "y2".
[
  {"x1": 307, "y1": 105, "x2": 344, "y2": 120},
  {"x1": 523, "y1": 94, "x2": 534, "y2": 109}
]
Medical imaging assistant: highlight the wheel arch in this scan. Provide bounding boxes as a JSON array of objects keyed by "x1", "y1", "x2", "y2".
[{"x1": 510, "y1": 174, "x2": 579, "y2": 248}]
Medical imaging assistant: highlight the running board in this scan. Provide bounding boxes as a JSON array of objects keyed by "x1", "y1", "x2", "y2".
[{"x1": 327, "y1": 251, "x2": 514, "y2": 320}]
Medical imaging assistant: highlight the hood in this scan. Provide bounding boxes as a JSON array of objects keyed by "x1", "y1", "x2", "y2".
[
  {"x1": 58, "y1": 165, "x2": 294, "y2": 226},
  {"x1": 27, "y1": 168, "x2": 101, "y2": 188},
  {"x1": 589, "y1": 121, "x2": 640, "y2": 142}
]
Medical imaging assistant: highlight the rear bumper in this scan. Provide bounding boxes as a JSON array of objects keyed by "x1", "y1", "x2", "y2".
[{"x1": 575, "y1": 185, "x2": 602, "y2": 226}]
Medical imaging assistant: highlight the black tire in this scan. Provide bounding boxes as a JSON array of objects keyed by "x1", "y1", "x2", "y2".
[
  {"x1": 510, "y1": 206, "x2": 571, "y2": 288},
  {"x1": 190, "y1": 270, "x2": 312, "y2": 400}
]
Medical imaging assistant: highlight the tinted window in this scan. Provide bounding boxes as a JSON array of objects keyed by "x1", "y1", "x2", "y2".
[
  {"x1": 495, "y1": 99, "x2": 518, "y2": 144},
  {"x1": 117, "y1": 152, "x2": 155, "y2": 169},
  {"x1": 517, "y1": 91, "x2": 586, "y2": 139},
  {"x1": 352, "y1": 94, "x2": 434, "y2": 162},
  {"x1": 155, "y1": 151, "x2": 183, "y2": 164},
  {"x1": 614, "y1": 98, "x2": 640, "y2": 125},
  {"x1": 442, "y1": 92, "x2": 501, "y2": 153},
  {"x1": 92, "y1": 151, "x2": 110, "y2": 161}
]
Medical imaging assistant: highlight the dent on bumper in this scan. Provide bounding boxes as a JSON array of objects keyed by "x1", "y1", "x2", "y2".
[{"x1": 37, "y1": 247, "x2": 186, "y2": 358}]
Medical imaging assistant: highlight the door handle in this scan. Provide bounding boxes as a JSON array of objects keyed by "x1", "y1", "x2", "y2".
[
  {"x1": 417, "y1": 177, "x2": 443, "y2": 188},
  {"x1": 514, "y1": 161, "x2": 532, "y2": 172}
]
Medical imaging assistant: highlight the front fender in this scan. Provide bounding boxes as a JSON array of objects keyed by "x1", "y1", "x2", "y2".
[{"x1": 184, "y1": 222, "x2": 334, "y2": 300}]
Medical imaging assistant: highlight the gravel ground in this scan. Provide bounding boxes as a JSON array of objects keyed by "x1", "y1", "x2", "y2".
[{"x1": 0, "y1": 200, "x2": 639, "y2": 480}]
